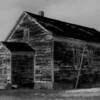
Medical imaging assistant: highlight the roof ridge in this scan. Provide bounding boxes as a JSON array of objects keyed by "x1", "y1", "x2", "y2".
[{"x1": 25, "y1": 11, "x2": 99, "y2": 33}]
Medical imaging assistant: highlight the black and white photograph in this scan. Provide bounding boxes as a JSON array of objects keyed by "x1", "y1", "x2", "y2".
[{"x1": 0, "y1": 0, "x2": 100, "y2": 100}]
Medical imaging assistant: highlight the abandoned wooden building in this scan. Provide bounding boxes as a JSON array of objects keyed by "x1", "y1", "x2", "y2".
[
  {"x1": 0, "y1": 42, "x2": 34, "y2": 89},
  {"x1": 4, "y1": 11, "x2": 100, "y2": 89}
]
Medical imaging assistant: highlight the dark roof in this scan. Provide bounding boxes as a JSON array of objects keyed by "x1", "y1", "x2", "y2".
[
  {"x1": 26, "y1": 11, "x2": 100, "y2": 43},
  {"x1": 2, "y1": 42, "x2": 34, "y2": 52}
]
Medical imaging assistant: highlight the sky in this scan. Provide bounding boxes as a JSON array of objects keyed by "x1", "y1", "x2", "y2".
[{"x1": 0, "y1": 0, "x2": 99, "y2": 40}]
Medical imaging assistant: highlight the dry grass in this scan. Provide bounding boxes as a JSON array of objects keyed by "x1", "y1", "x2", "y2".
[{"x1": 0, "y1": 88, "x2": 100, "y2": 100}]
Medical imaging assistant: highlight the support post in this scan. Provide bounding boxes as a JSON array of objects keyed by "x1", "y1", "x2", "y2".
[{"x1": 75, "y1": 47, "x2": 86, "y2": 89}]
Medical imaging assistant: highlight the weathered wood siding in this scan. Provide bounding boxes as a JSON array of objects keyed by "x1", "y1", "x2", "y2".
[
  {"x1": 7, "y1": 13, "x2": 54, "y2": 88},
  {"x1": 0, "y1": 44, "x2": 11, "y2": 88},
  {"x1": 54, "y1": 36, "x2": 100, "y2": 88}
]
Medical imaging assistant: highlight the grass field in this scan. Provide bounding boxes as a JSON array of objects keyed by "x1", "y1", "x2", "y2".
[{"x1": 0, "y1": 88, "x2": 100, "y2": 100}]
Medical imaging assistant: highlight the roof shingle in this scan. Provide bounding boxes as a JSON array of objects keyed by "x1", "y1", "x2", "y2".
[{"x1": 26, "y1": 11, "x2": 100, "y2": 43}]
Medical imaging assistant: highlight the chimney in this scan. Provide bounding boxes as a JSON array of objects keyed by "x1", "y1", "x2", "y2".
[{"x1": 38, "y1": 11, "x2": 44, "y2": 17}]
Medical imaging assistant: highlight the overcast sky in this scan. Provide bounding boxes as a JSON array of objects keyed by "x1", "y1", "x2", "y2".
[{"x1": 0, "y1": 0, "x2": 99, "y2": 40}]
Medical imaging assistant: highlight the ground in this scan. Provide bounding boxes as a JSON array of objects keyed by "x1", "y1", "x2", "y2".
[{"x1": 0, "y1": 88, "x2": 100, "y2": 100}]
